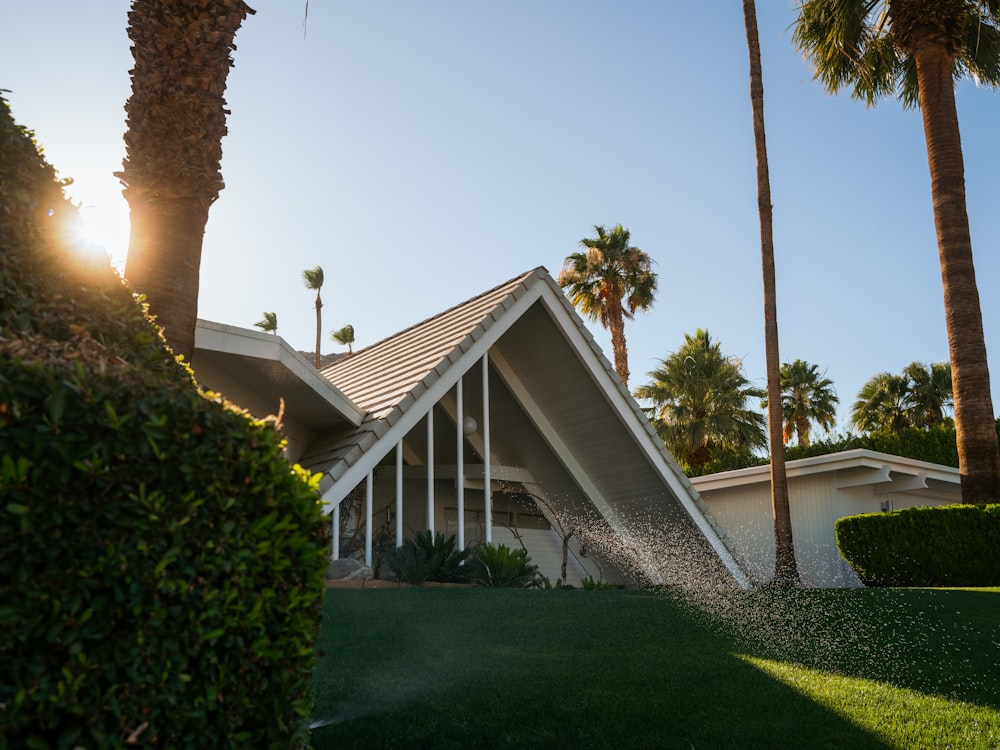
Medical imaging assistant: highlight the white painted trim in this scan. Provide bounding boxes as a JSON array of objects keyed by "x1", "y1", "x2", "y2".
[
  {"x1": 332, "y1": 503, "x2": 340, "y2": 560},
  {"x1": 396, "y1": 441, "x2": 404, "y2": 548},
  {"x1": 457, "y1": 376, "x2": 465, "y2": 550},
  {"x1": 483, "y1": 353, "x2": 492, "y2": 545},
  {"x1": 427, "y1": 406, "x2": 435, "y2": 535},
  {"x1": 195, "y1": 319, "x2": 364, "y2": 426},
  {"x1": 365, "y1": 470, "x2": 373, "y2": 566}
]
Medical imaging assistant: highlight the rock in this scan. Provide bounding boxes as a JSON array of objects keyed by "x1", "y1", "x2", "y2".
[{"x1": 325, "y1": 558, "x2": 373, "y2": 581}]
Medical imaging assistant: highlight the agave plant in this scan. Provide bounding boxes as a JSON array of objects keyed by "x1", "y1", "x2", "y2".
[
  {"x1": 387, "y1": 531, "x2": 471, "y2": 585},
  {"x1": 466, "y1": 544, "x2": 543, "y2": 588}
]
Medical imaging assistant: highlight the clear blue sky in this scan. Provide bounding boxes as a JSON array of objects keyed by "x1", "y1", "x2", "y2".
[{"x1": 4, "y1": 1, "x2": 999, "y2": 433}]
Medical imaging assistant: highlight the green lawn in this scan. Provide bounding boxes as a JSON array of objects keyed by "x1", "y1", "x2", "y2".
[{"x1": 309, "y1": 587, "x2": 1000, "y2": 749}]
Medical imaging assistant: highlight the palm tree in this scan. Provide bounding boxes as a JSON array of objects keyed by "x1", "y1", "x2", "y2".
[
  {"x1": 303, "y1": 265, "x2": 324, "y2": 369},
  {"x1": 634, "y1": 329, "x2": 767, "y2": 472},
  {"x1": 903, "y1": 361, "x2": 953, "y2": 428},
  {"x1": 851, "y1": 371, "x2": 912, "y2": 434},
  {"x1": 254, "y1": 311, "x2": 278, "y2": 335},
  {"x1": 775, "y1": 359, "x2": 839, "y2": 447},
  {"x1": 793, "y1": 0, "x2": 1000, "y2": 501},
  {"x1": 118, "y1": 0, "x2": 256, "y2": 362},
  {"x1": 852, "y1": 362, "x2": 953, "y2": 433},
  {"x1": 331, "y1": 324, "x2": 355, "y2": 355},
  {"x1": 558, "y1": 224, "x2": 657, "y2": 388},
  {"x1": 743, "y1": 0, "x2": 799, "y2": 586}
]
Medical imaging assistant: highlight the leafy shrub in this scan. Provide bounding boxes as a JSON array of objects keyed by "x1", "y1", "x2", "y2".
[
  {"x1": 835, "y1": 504, "x2": 1000, "y2": 587},
  {"x1": 0, "y1": 94, "x2": 328, "y2": 748},
  {"x1": 466, "y1": 544, "x2": 543, "y2": 588},
  {"x1": 387, "y1": 531, "x2": 471, "y2": 584}
]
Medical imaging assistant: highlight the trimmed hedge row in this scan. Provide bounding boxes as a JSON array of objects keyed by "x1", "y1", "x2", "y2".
[
  {"x1": 835, "y1": 504, "x2": 1000, "y2": 587},
  {"x1": 1, "y1": 95, "x2": 328, "y2": 748}
]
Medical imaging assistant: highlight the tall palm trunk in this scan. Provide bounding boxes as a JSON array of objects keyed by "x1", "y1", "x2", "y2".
[
  {"x1": 744, "y1": 0, "x2": 799, "y2": 586},
  {"x1": 903, "y1": 16, "x2": 1000, "y2": 502},
  {"x1": 119, "y1": 0, "x2": 255, "y2": 362},
  {"x1": 606, "y1": 291, "x2": 630, "y2": 387},
  {"x1": 314, "y1": 291, "x2": 323, "y2": 369}
]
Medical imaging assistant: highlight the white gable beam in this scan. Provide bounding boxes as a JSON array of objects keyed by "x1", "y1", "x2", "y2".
[
  {"x1": 836, "y1": 465, "x2": 892, "y2": 489},
  {"x1": 873, "y1": 472, "x2": 929, "y2": 494}
]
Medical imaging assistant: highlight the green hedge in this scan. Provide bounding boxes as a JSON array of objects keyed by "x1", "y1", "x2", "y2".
[
  {"x1": 834, "y1": 504, "x2": 1000, "y2": 587},
  {"x1": 0, "y1": 95, "x2": 328, "y2": 748}
]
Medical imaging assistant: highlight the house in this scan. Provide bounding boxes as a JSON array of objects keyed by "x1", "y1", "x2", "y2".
[
  {"x1": 193, "y1": 267, "x2": 750, "y2": 589},
  {"x1": 690, "y1": 450, "x2": 962, "y2": 587}
]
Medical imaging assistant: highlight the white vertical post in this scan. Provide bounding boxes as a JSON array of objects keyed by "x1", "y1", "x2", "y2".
[
  {"x1": 427, "y1": 406, "x2": 435, "y2": 536},
  {"x1": 482, "y1": 353, "x2": 492, "y2": 544},
  {"x1": 396, "y1": 441, "x2": 404, "y2": 548},
  {"x1": 457, "y1": 377, "x2": 465, "y2": 550},
  {"x1": 332, "y1": 502, "x2": 340, "y2": 560},
  {"x1": 365, "y1": 469, "x2": 373, "y2": 567}
]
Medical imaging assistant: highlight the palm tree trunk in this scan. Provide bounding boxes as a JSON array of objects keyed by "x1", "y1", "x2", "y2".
[
  {"x1": 795, "y1": 415, "x2": 811, "y2": 448},
  {"x1": 314, "y1": 292, "x2": 323, "y2": 369},
  {"x1": 744, "y1": 0, "x2": 799, "y2": 586},
  {"x1": 125, "y1": 196, "x2": 209, "y2": 360},
  {"x1": 913, "y1": 43, "x2": 1000, "y2": 502},
  {"x1": 606, "y1": 290, "x2": 630, "y2": 387},
  {"x1": 119, "y1": 0, "x2": 255, "y2": 363}
]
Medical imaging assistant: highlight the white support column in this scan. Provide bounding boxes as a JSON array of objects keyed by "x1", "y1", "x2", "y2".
[
  {"x1": 482, "y1": 353, "x2": 492, "y2": 544},
  {"x1": 427, "y1": 406, "x2": 435, "y2": 536},
  {"x1": 365, "y1": 469, "x2": 373, "y2": 567},
  {"x1": 396, "y1": 441, "x2": 404, "y2": 548},
  {"x1": 332, "y1": 502, "x2": 340, "y2": 560},
  {"x1": 457, "y1": 377, "x2": 465, "y2": 550}
]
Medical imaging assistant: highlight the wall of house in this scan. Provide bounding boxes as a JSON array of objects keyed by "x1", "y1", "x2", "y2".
[
  {"x1": 699, "y1": 476, "x2": 866, "y2": 588},
  {"x1": 698, "y1": 472, "x2": 962, "y2": 588}
]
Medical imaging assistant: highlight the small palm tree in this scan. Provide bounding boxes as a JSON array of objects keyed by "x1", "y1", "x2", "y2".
[
  {"x1": 558, "y1": 224, "x2": 657, "y2": 388},
  {"x1": 331, "y1": 324, "x2": 355, "y2": 355},
  {"x1": 634, "y1": 329, "x2": 767, "y2": 472},
  {"x1": 775, "y1": 359, "x2": 839, "y2": 447},
  {"x1": 303, "y1": 265, "x2": 324, "y2": 368},
  {"x1": 903, "y1": 361, "x2": 953, "y2": 428},
  {"x1": 851, "y1": 372, "x2": 912, "y2": 434},
  {"x1": 853, "y1": 362, "x2": 953, "y2": 433},
  {"x1": 793, "y1": 0, "x2": 1000, "y2": 500},
  {"x1": 254, "y1": 311, "x2": 278, "y2": 335}
]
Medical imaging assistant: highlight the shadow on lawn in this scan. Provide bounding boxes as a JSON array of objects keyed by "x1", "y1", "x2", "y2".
[
  {"x1": 676, "y1": 587, "x2": 1000, "y2": 711},
  {"x1": 309, "y1": 589, "x2": 899, "y2": 750}
]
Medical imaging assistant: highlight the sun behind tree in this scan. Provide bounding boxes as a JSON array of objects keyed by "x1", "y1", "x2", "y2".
[{"x1": 558, "y1": 224, "x2": 656, "y2": 388}]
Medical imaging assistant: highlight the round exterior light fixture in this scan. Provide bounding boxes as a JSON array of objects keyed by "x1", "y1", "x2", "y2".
[{"x1": 462, "y1": 415, "x2": 478, "y2": 435}]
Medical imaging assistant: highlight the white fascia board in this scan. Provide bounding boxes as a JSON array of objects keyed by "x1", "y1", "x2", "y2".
[
  {"x1": 195, "y1": 319, "x2": 365, "y2": 427},
  {"x1": 319, "y1": 282, "x2": 547, "y2": 511},
  {"x1": 692, "y1": 448, "x2": 960, "y2": 492}
]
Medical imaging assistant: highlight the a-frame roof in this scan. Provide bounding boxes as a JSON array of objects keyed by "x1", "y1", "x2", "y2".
[{"x1": 299, "y1": 267, "x2": 750, "y2": 588}]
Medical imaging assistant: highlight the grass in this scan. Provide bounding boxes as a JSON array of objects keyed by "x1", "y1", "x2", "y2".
[{"x1": 309, "y1": 586, "x2": 1000, "y2": 749}]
